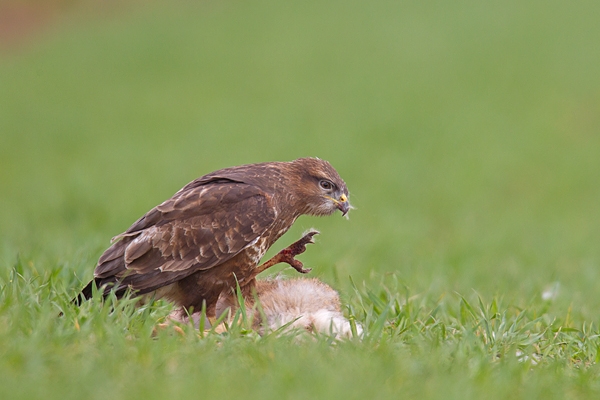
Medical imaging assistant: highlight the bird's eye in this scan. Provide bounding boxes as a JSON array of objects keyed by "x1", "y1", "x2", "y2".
[{"x1": 319, "y1": 180, "x2": 333, "y2": 190}]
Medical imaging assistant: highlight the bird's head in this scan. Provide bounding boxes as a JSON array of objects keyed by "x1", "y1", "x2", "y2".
[{"x1": 290, "y1": 158, "x2": 351, "y2": 217}]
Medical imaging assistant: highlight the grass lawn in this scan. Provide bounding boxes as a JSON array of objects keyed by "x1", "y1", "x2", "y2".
[{"x1": 1, "y1": 0, "x2": 600, "y2": 398}]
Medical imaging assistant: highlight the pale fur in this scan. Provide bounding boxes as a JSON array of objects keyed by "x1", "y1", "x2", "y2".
[{"x1": 170, "y1": 277, "x2": 362, "y2": 339}]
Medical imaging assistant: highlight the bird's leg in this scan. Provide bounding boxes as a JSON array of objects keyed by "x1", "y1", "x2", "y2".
[{"x1": 255, "y1": 230, "x2": 320, "y2": 275}]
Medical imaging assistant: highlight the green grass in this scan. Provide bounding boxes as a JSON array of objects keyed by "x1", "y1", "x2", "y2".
[{"x1": 2, "y1": 0, "x2": 600, "y2": 398}]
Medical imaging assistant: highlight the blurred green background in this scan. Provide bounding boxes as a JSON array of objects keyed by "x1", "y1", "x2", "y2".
[
  {"x1": 2, "y1": 0, "x2": 599, "y2": 301},
  {"x1": 0, "y1": 0, "x2": 600, "y2": 310},
  {"x1": 1, "y1": 0, "x2": 600, "y2": 397}
]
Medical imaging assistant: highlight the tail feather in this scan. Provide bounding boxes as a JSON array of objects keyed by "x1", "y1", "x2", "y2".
[
  {"x1": 72, "y1": 277, "x2": 128, "y2": 306},
  {"x1": 72, "y1": 279, "x2": 97, "y2": 306}
]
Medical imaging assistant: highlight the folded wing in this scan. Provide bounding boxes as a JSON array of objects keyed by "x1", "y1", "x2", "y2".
[{"x1": 92, "y1": 180, "x2": 276, "y2": 295}]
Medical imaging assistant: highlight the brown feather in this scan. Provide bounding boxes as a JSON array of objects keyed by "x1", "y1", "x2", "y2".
[{"x1": 77, "y1": 158, "x2": 350, "y2": 318}]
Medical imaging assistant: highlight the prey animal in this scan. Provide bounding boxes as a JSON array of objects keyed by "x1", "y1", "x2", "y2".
[
  {"x1": 75, "y1": 157, "x2": 350, "y2": 320},
  {"x1": 171, "y1": 277, "x2": 363, "y2": 338}
]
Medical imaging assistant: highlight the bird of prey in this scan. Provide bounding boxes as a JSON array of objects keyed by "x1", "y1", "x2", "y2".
[{"x1": 76, "y1": 157, "x2": 350, "y2": 319}]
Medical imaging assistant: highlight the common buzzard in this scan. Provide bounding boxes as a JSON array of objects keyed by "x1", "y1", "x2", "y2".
[{"x1": 76, "y1": 157, "x2": 350, "y2": 319}]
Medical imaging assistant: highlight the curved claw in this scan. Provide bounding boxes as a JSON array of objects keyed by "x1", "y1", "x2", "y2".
[
  {"x1": 288, "y1": 259, "x2": 312, "y2": 274},
  {"x1": 288, "y1": 230, "x2": 319, "y2": 255},
  {"x1": 254, "y1": 230, "x2": 320, "y2": 275}
]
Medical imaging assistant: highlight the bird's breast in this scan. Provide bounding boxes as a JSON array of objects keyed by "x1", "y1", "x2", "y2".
[{"x1": 244, "y1": 236, "x2": 270, "y2": 267}]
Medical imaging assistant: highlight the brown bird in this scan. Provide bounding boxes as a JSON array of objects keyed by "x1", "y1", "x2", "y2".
[{"x1": 76, "y1": 157, "x2": 350, "y2": 319}]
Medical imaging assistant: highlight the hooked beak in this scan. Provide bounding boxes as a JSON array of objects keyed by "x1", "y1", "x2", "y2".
[{"x1": 335, "y1": 194, "x2": 351, "y2": 216}]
